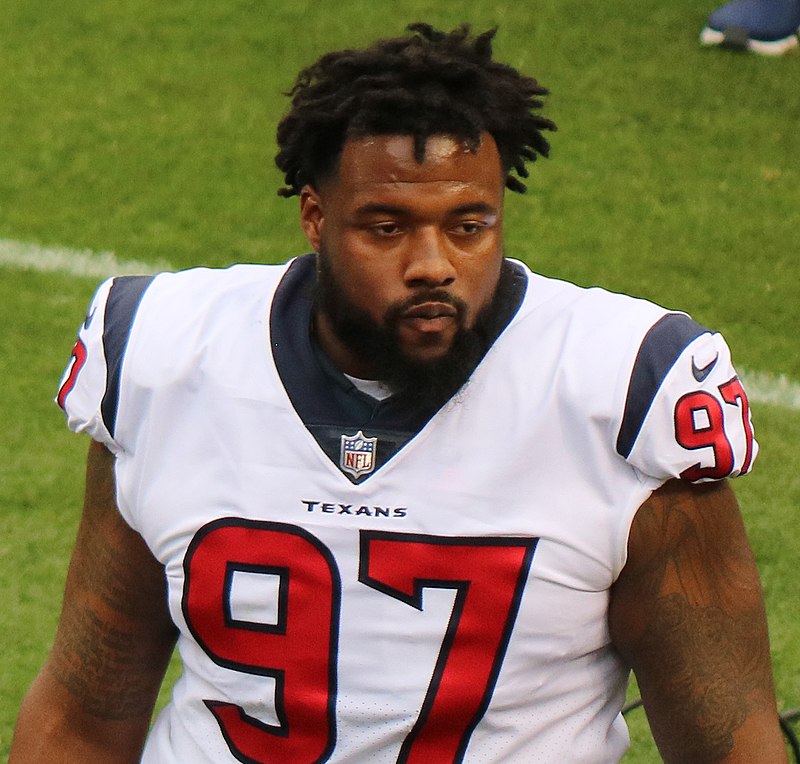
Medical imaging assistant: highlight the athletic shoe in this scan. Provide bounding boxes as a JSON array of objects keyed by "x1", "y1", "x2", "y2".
[{"x1": 700, "y1": 0, "x2": 800, "y2": 54}]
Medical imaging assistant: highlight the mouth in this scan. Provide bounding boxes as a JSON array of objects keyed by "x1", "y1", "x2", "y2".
[
  {"x1": 402, "y1": 302, "x2": 458, "y2": 320},
  {"x1": 400, "y1": 302, "x2": 459, "y2": 333}
]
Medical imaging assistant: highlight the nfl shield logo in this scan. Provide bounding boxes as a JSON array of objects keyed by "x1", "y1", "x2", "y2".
[{"x1": 340, "y1": 430, "x2": 378, "y2": 479}]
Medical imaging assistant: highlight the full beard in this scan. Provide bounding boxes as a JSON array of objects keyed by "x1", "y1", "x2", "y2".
[{"x1": 313, "y1": 251, "x2": 510, "y2": 408}]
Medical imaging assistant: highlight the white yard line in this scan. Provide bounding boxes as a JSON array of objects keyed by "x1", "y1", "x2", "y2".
[
  {"x1": 0, "y1": 238, "x2": 171, "y2": 277},
  {"x1": 740, "y1": 370, "x2": 800, "y2": 412},
  {"x1": 1, "y1": 238, "x2": 798, "y2": 411}
]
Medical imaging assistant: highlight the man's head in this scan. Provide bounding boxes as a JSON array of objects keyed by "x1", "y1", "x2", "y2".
[
  {"x1": 275, "y1": 25, "x2": 555, "y2": 390},
  {"x1": 275, "y1": 23, "x2": 555, "y2": 197}
]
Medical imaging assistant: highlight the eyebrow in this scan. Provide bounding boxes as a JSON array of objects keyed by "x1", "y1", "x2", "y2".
[
  {"x1": 449, "y1": 202, "x2": 498, "y2": 217},
  {"x1": 353, "y1": 202, "x2": 498, "y2": 217},
  {"x1": 353, "y1": 204, "x2": 409, "y2": 217}
]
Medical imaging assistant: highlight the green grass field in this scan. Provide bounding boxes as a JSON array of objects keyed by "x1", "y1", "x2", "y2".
[{"x1": 1, "y1": 1, "x2": 798, "y2": 760}]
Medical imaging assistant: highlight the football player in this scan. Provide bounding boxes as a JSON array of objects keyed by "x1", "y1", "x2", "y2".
[{"x1": 11, "y1": 23, "x2": 787, "y2": 764}]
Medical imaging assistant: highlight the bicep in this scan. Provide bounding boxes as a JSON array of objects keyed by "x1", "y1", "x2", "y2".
[
  {"x1": 609, "y1": 479, "x2": 785, "y2": 762},
  {"x1": 54, "y1": 439, "x2": 177, "y2": 709},
  {"x1": 11, "y1": 440, "x2": 177, "y2": 762}
]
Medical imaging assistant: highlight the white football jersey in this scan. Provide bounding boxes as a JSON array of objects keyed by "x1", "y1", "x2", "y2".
[{"x1": 56, "y1": 256, "x2": 757, "y2": 764}]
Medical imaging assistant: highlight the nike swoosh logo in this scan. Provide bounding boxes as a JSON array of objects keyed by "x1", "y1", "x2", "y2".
[
  {"x1": 83, "y1": 307, "x2": 96, "y2": 330},
  {"x1": 692, "y1": 353, "x2": 719, "y2": 382}
]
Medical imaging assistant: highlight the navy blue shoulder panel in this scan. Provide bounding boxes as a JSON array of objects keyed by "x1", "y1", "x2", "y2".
[
  {"x1": 616, "y1": 313, "x2": 709, "y2": 459},
  {"x1": 101, "y1": 275, "x2": 154, "y2": 437}
]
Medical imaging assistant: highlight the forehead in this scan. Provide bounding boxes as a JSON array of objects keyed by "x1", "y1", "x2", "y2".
[{"x1": 327, "y1": 133, "x2": 504, "y2": 199}]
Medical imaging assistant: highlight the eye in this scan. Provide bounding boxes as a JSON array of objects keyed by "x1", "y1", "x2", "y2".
[
  {"x1": 452, "y1": 221, "x2": 485, "y2": 236},
  {"x1": 370, "y1": 222, "x2": 402, "y2": 236}
]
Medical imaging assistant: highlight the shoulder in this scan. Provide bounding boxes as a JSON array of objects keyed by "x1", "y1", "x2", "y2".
[
  {"x1": 56, "y1": 262, "x2": 293, "y2": 447},
  {"x1": 118, "y1": 262, "x2": 292, "y2": 394},
  {"x1": 138, "y1": 262, "x2": 289, "y2": 313},
  {"x1": 507, "y1": 263, "x2": 721, "y2": 397},
  {"x1": 120, "y1": 262, "x2": 291, "y2": 342},
  {"x1": 496, "y1": 264, "x2": 757, "y2": 483},
  {"x1": 501, "y1": 264, "x2": 676, "y2": 400},
  {"x1": 96, "y1": 263, "x2": 288, "y2": 341},
  {"x1": 508, "y1": 262, "x2": 672, "y2": 352}
]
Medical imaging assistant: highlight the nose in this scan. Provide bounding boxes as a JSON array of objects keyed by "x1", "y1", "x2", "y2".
[{"x1": 403, "y1": 228, "x2": 456, "y2": 288}]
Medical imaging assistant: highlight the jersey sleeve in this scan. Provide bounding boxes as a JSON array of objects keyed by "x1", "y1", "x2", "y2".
[
  {"x1": 55, "y1": 275, "x2": 154, "y2": 451},
  {"x1": 616, "y1": 313, "x2": 757, "y2": 482}
]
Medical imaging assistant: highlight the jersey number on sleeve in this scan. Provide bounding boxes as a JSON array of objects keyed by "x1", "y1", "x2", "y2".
[
  {"x1": 674, "y1": 376, "x2": 754, "y2": 480},
  {"x1": 56, "y1": 338, "x2": 88, "y2": 409},
  {"x1": 182, "y1": 520, "x2": 538, "y2": 764}
]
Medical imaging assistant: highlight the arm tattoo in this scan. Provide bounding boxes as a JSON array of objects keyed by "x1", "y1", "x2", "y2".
[
  {"x1": 623, "y1": 485, "x2": 774, "y2": 761},
  {"x1": 49, "y1": 452, "x2": 177, "y2": 721},
  {"x1": 639, "y1": 594, "x2": 769, "y2": 760},
  {"x1": 51, "y1": 606, "x2": 165, "y2": 720}
]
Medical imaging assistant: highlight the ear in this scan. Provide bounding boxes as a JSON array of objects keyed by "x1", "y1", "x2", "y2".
[{"x1": 299, "y1": 186, "x2": 324, "y2": 253}]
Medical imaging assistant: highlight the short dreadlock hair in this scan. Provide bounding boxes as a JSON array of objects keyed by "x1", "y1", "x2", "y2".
[{"x1": 275, "y1": 23, "x2": 556, "y2": 197}]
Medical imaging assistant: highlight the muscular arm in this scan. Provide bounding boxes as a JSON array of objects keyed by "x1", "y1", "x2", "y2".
[
  {"x1": 10, "y1": 440, "x2": 178, "y2": 763},
  {"x1": 610, "y1": 479, "x2": 786, "y2": 763}
]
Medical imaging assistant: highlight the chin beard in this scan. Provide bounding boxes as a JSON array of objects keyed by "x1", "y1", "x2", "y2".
[{"x1": 313, "y1": 251, "x2": 509, "y2": 407}]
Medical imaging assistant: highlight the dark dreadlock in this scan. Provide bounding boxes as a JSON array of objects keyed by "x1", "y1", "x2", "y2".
[{"x1": 275, "y1": 23, "x2": 556, "y2": 197}]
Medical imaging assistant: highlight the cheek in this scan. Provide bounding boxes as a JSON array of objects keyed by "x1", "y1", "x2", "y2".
[
  {"x1": 322, "y1": 249, "x2": 398, "y2": 322},
  {"x1": 462, "y1": 257, "x2": 503, "y2": 315}
]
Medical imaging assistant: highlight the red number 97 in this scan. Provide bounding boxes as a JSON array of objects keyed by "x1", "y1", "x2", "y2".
[
  {"x1": 182, "y1": 522, "x2": 537, "y2": 764},
  {"x1": 674, "y1": 377, "x2": 754, "y2": 481}
]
